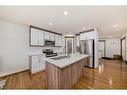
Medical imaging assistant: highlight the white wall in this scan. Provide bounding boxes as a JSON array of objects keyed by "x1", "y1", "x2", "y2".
[
  {"x1": 0, "y1": 20, "x2": 29, "y2": 77},
  {"x1": 99, "y1": 38, "x2": 120, "y2": 58},
  {"x1": 0, "y1": 20, "x2": 62, "y2": 77}
]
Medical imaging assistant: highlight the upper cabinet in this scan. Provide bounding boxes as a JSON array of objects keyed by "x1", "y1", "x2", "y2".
[
  {"x1": 30, "y1": 28, "x2": 44, "y2": 46},
  {"x1": 55, "y1": 34, "x2": 62, "y2": 46},
  {"x1": 80, "y1": 31, "x2": 95, "y2": 40},
  {"x1": 45, "y1": 32, "x2": 55, "y2": 41},
  {"x1": 29, "y1": 26, "x2": 62, "y2": 47},
  {"x1": 76, "y1": 35, "x2": 80, "y2": 46}
]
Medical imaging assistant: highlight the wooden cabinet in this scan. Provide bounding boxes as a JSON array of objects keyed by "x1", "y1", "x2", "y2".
[
  {"x1": 55, "y1": 34, "x2": 62, "y2": 46},
  {"x1": 30, "y1": 28, "x2": 44, "y2": 46},
  {"x1": 29, "y1": 54, "x2": 46, "y2": 74},
  {"x1": 46, "y1": 58, "x2": 85, "y2": 89}
]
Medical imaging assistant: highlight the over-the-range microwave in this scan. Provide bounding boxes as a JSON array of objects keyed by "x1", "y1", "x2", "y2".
[{"x1": 44, "y1": 40, "x2": 55, "y2": 46}]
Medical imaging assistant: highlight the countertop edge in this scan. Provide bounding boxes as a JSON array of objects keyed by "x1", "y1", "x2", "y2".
[{"x1": 45, "y1": 54, "x2": 89, "y2": 68}]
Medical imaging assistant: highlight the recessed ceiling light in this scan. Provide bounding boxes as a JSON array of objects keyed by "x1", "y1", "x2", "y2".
[
  {"x1": 82, "y1": 27, "x2": 86, "y2": 29},
  {"x1": 113, "y1": 25, "x2": 117, "y2": 28},
  {"x1": 64, "y1": 11, "x2": 68, "y2": 15},
  {"x1": 49, "y1": 22, "x2": 53, "y2": 25}
]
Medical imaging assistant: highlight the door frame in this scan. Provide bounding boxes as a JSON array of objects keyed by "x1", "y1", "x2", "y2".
[
  {"x1": 99, "y1": 40, "x2": 106, "y2": 58},
  {"x1": 120, "y1": 37, "x2": 126, "y2": 61},
  {"x1": 65, "y1": 36, "x2": 74, "y2": 54}
]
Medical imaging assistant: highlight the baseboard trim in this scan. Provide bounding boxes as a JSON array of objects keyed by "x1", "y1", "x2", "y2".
[{"x1": 0, "y1": 69, "x2": 29, "y2": 78}]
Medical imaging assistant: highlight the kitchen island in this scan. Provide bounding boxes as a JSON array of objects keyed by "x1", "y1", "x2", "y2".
[{"x1": 45, "y1": 53, "x2": 89, "y2": 89}]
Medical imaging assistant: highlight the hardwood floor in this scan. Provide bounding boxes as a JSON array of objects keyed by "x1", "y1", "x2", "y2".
[
  {"x1": 0, "y1": 59, "x2": 127, "y2": 89},
  {"x1": 0, "y1": 71, "x2": 47, "y2": 89},
  {"x1": 73, "y1": 59, "x2": 127, "y2": 89}
]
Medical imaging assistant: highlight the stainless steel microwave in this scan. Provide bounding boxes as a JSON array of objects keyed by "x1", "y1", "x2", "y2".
[{"x1": 44, "y1": 40, "x2": 55, "y2": 46}]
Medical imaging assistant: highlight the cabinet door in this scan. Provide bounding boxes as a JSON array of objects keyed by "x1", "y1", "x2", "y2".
[
  {"x1": 80, "y1": 33, "x2": 87, "y2": 40},
  {"x1": 45, "y1": 32, "x2": 50, "y2": 40},
  {"x1": 55, "y1": 34, "x2": 62, "y2": 46},
  {"x1": 31, "y1": 28, "x2": 39, "y2": 45},
  {"x1": 45, "y1": 32, "x2": 55, "y2": 41},
  {"x1": 31, "y1": 56, "x2": 40, "y2": 73},
  {"x1": 80, "y1": 32, "x2": 95, "y2": 40},
  {"x1": 86, "y1": 32, "x2": 95, "y2": 39},
  {"x1": 40, "y1": 55, "x2": 46, "y2": 70},
  {"x1": 55, "y1": 34, "x2": 59, "y2": 46},
  {"x1": 38, "y1": 30, "x2": 44, "y2": 45},
  {"x1": 76, "y1": 35, "x2": 80, "y2": 46},
  {"x1": 44, "y1": 32, "x2": 48, "y2": 40},
  {"x1": 50, "y1": 33, "x2": 55, "y2": 41},
  {"x1": 58, "y1": 35, "x2": 62, "y2": 46},
  {"x1": 31, "y1": 55, "x2": 45, "y2": 74}
]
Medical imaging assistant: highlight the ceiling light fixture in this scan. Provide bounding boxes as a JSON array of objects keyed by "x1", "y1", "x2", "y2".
[
  {"x1": 64, "y1": 11, "x2": 68, "y2": 15},
  {"x1": 49, "y1": 22, "x2": 53, "y2": 25},
  {"x1": 113, "y1": 25, "x2": 117, "y2": 28},
  {"x1": 82, "y1": 27, "x2": 86, "y2": 30}
]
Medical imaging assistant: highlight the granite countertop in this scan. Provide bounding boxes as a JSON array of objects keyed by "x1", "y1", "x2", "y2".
[{"x1": 45, "y1": 53, "x2": 89, "y2": 68}]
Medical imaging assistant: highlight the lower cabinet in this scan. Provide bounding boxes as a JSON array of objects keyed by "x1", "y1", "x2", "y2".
[{"x1": 29, "y1": 55, "x2": 46, "y2": 74}]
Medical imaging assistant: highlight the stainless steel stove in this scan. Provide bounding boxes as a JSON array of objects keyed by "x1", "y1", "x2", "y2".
[{"x1": 43, "y1": 49, "x2": 58, "y2": 57}]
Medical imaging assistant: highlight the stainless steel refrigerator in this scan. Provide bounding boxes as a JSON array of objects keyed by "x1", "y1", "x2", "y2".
[{"x1": 80, "y1": 39, "x2": 94, "y2": 68}]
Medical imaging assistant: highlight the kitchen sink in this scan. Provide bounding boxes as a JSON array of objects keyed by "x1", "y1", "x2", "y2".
[{"x1": 51, "y1": 55, "x2": 70, "y2": 60}]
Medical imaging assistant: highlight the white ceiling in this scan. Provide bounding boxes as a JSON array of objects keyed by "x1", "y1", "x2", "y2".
[{"x1": 0, "y1": 6, "x2": 127, "y2": 38}]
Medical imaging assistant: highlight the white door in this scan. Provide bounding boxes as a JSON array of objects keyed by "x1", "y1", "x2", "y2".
[
  {"x1": 98, "y1": 41, "x2": 105, "y2": 58},
  {"x1": 122, "y1": 39, "x2": 126, "y2": 61}
]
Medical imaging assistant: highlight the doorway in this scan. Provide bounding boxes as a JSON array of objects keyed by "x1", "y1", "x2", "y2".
[
  {"x1": 98, "y1": 40, "x2": 106, "y2": 58},
  {"x1": 121, "y1": 37, "x2": 126, "y2": 61},
  {"x1": 65, "y1": 37, "x2": 74, "y2": 54}
]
